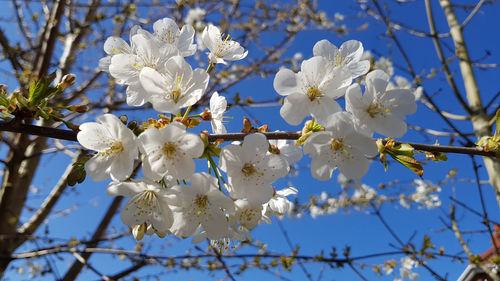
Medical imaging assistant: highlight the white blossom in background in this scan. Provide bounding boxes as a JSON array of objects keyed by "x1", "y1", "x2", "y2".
[
  {"x1": 152, "y1": 17, "x2": 197, "y2": 57},
  {"x1": 388, "y1": 75, "x2": 423, "y2": 101},
  {"x1": 77, "y1": 114, "x2": 138, "y2": 181},
  {"x1": 169, "y1": 172, "x2": 234, "y2": 239},
  {"x1": 209, "y1": 91, "x2": 227, "y2": 134},
  {"x1": 201, "y1": 24, "x2": 248, "y2": 64},
  {"x1": 220, "y1": 133, "x2": 288, "y2": 204},
  {"x1": 140, "y1": 55, "x2": 209, "y2": 114},
  {"x1": 362, "y1": 51, "x2": 395, "y2": 77},
  {"x1": 263, "y1": 187, "x2": 298, "y2": 218},
  {"x1": 185, "y1": 7, "x2": 206, "y2": 29},
  {"x1": 401, "y1": 179, "x2": 441, "y2": 209},
  {"x1": 274, "y1": 56, "x2": 352, "y2": 125},
  {"x1": 313, "y1": 39, "x2": 370, "y2": 79},
  {"x1": 303, "y1": 112, "x2": 378, "y2": 180},
  {"x1": 138, "y1": 122, "x2": 204, "y2": 181},
  {"x1": 346, "y1": 69, "x2": 417, "y2": 138},
  {"x1": 107, "y1": 179, "x2": 175, "y2": 239},
  {"x1": 396, "y1": 256, "x2": 419, "y2": 281}
]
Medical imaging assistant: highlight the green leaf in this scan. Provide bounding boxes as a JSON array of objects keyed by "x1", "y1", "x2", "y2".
[
  {"x1": 28, "y1": 72, "x2": 59, "y2": 106},
  {"x1": 377, "y1": 138, "x2": 424, "y2": 177}
]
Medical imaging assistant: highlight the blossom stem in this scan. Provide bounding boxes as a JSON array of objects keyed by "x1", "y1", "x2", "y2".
[
  {"x1": 206, "y1": 62, "x2": 214, "y2": 73},
  {"x1": 207, "y1": 155, "x2": 223, "y2": 190},
  {"x1": 181, "y1": 106, "x2": 192, "y2": 121}
]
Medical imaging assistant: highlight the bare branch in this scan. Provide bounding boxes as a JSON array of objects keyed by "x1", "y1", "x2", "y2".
[
  {"x1": 425, "y1": 0, "x2": 472, "y2": 115},
  {"x1": 450, "y1": 205, "x2": 500, "y2": 281},
  {"x1": 439, "y1": 0, "x2": 500, "y2": 208},
  {"x1": 17, "y1": 151, "x2": 85, "y2": 237},
  {"x1": 61, "y1": 196, "x2": 123, "y2": 281}
]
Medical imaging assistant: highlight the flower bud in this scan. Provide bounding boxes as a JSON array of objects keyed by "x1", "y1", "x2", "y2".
[
  {"x1": 201, "y1": 109, "x2": 212, "y2": 121},
  {"x1": 68, "y1": 104, "x2": 88, "y2": 113},
  {"x1": 58, "y1": 74, "x2": 76, "y2": 89}
]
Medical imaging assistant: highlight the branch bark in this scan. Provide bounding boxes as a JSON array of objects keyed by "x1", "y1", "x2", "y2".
[
  {"x1": 0, "y1": 122, "x2": 498, "y2": 158},
  {"x1": 439, "y1": 0, "x2": 500, "y2": 208},
  {"x1": 61, "y1": 196, "x2": 123, "y2": 281}
]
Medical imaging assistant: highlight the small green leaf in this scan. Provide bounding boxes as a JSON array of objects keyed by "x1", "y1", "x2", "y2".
[
  {"x1": 28, "y1": 72, "x2": 59, "y2": 106},
  {"x1": 377, "y1": 138, "x2": 424, "y2": 177}
]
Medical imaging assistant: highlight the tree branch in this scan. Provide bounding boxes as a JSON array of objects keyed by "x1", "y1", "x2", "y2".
[
  {"x1": 425, "y1": 0, "x2": 472, "y2": 115},
  {"x1": 0, "y1": 122, "x2": 498, "y2": 157},
  {"x1": 61, "y1": 196, "x2": 123, "y2": 281},
  {"x1": 450, "y1": 205, "x2": 500, "y2": 281},
  {"x1": 439, "y1": 0, "x2": 500, "y2": 208},
  {"x1": 17, "y1": 151, "x2": 85, "y2": 237}
]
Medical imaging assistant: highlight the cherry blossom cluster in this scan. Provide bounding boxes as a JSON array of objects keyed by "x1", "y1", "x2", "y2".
[
  {"x1": 275, "y1": 40, "x2": 417, "y2": 180},
  {"x1": 78, "y1": 18, "x2": 295, "y2": 245},
  {"x1": 77, "y1": 16, "x2": 418, "y2": 246}
]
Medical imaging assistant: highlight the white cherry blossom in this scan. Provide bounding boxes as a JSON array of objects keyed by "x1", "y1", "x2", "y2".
[
  {"x1": 201, "y1": 24, "x2": 248, "y2": 64},
  {"x1": 268, "y1": 138, "x2": 303, "y2": 167},
  {"x1": 303, "y1": 112, "x2": 378, "y2": 180},
  {"x1": 232, "y1": 199, "x2": 270, "y2": 231},
  {"x1": 138, "y1": 122, "x2": 204, "y2": 181},
  {"x1": 140, "y1": 55, "x2": 209, "y2": 114},
  {"x1": 98, "y1": 36, "x2": 133, "y2": 73},
  {"x1": 169, "y1": 172, "x2": 234, "y2": 239},
  {"x1": 273, "y1": 56, "x2": 352, "y2": 125},
  {"x1": 108, "y1": 33, "x2": 178, "y2": 106},
  {"x1": 107, "y1": 179, "x2": 174, "y2": 238},
  {"x1": 313, "y1": 39, "x2": 370, "y2": 79},
  {"x1": 209, "y1": 91, "x2": 227, "y2": 134},
  {"x1": 219, "y1": 133, "x2": 288, "y2": 204},
  {"x1": 263, "y1": 187, "x2": 298, "y2": 217},
  {"x1": 152, "y1": 17, "x2": 197, "y2": 57},
  {"x1": 77, "y1": 114, "x2": 138, "y2": 181},
  {"x1": 345, "y1": 69, "x2": 417, "y2": 138}
]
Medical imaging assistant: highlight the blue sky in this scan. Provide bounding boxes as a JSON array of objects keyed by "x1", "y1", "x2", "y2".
[{"x1": 1, "y1": 0, "x2": 500, "y2": 280}]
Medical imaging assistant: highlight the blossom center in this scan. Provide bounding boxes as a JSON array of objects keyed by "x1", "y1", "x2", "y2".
[
  {"x1": 330, "y1": 139, "x2": 344, "y2": 151},
  {"x1": 134, "y1": 190, "x2": 158, "y2": 213},
  {"x1": 102, "y1": 141, "x2": 124, "y2": 157},
  {"x1": 171, "y1": 90, "x2": 181, "y2": 103},
  {"x1": 215, "y1": 33, "x2": 232, "y2": 57},
  {"x1": 194, "y1": 194, "x2": 209, "y2": 216},
  {"x1": 366, "y1": 102, "x2": 389, "y2": 118},
  {"x1": 163, "y1": 142, "x2": 177, "y2": 159},
  {"x1": 306, "y1": 86, "x2": 322, "y2": 101},
  {"x1": 164, "y1": 29, "x2": 178, "y2": 44},
  {"x1": 241, "y1": 163, "x2": 258, "y2": 177},
  {"x1": 238, "y1": 207, "x2": 259, "y2": 228}
]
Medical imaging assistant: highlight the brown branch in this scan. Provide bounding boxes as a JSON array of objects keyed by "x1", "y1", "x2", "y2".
[
  {"x1": 425, "y1": 0, "x2": 472, "y2": 115},
  {"x1": 8, "y1": 247, "x2": 404, "y2": 263},
  {"x1": 0, "y1": 122, "x2": 498, "y2": 157},
  {"x1": 17, "y1": 151, "x2": 85, "y2": 237},
  {"x1": 450, "y1": 205, "x2": 500, "y2": 281},
  {"x1": 439, "y1": 0, "x2": 500, "y2": 208},
  {"x1": 61, "y1": 196, "x2": 123, "y2": 281},
  {"x1": 0, "y1": 28, "x2": 23, "y2": 73},
  {"x1": 32, "y1": 0, "x2": 66, "y2": 78}
]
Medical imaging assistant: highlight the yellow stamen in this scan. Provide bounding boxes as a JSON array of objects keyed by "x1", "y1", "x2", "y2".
[
  {"x1": 101, "y1": 141, "x2": 124, "y2": 156},
  {"x1": 306, "y1": 86, "x2": 322, "y2": 101},
  {"x1": 330, "y1": 139, "x2": 343, "y2": 151},
  {"x1": 241, "y1": 163, "x2": 258, "y2": 177},
  {"x1": 163, "y1": 142, "x2": 176, "y2": 159}
]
